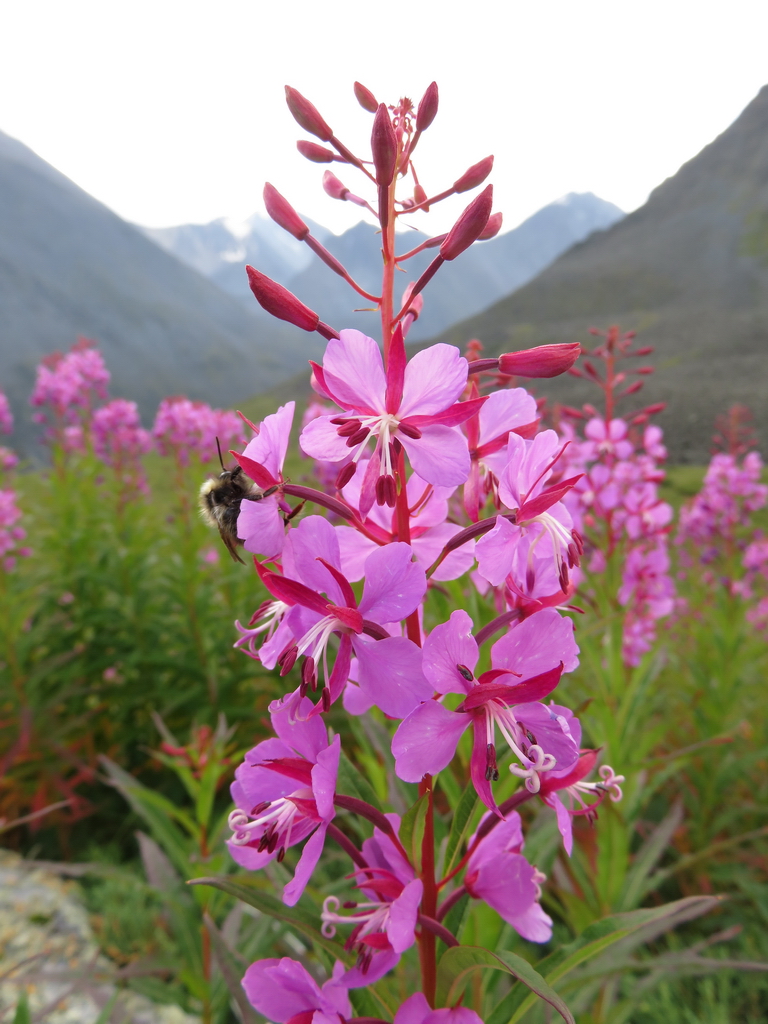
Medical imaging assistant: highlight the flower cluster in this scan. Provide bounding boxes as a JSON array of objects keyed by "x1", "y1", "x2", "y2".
[
  {"x1": 557, "y1": 326, "x2": 674, "y2": 664},
  {"x1": 0, "y1": 488, "x2": 31, "y2": 571},
  {"x1": 200, "y1": 80, "x2": 623, "y2": 1019},
  {"x1": 92, "y1": 399, "x2": 153, "y2": 496},
  {"x1": 30, "y1": 338, "x2": 110, "y2": 448},
  {"x1": 0, "y1": 390, "x2": 17, "y2": 476},
  {"x1": 152, "y1": 396, "x2": 243, "y2": 466}
]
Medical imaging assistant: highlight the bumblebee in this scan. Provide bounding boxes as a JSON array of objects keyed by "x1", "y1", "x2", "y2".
[{"x1": 199, "y1": 442, "x2": 276, "y2": 563}]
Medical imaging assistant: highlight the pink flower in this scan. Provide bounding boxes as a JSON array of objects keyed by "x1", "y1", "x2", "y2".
[
  {"x1": 235, "y1": 402, "x2": 295, "y2": 559},
  {"x1": 0, "y1": 392, "x2": 12, "y2": 435},
  {"x1": 300, "y1": 329, "x2": 484, "y2": 515},
  {"x1": 538, "y1": 748, "x2": 625, "y2": 855},
  {"x1": 464, "y1": 811, "x2": 552, "y2": 942},
  {"x1": 0, "y1": 489, "x2": 30, "y2": 567},
  {"x1": 92, "y1": 399, "x2": 152, "y2": 494},
  {"x1": 392, "y1": 608, "x2": 580, "y2": 811},
  {"x1": 242, "y1": 958, "x2": 351, "y2": 1022},
  {"x1": 582, "y1": 418, "x2": 633, "y2": 460},
  {"x1": 153, "y1": 397, "x2": 244, "y2": 466},
  {"x1": 395, "y1": 994, "x2": 484, "y2": 1024},
  {"x1": 227, "y1": 696, "x2": 340, "y2": 906},
  {"x1": 322, "y1": 813, "x2": 422, "y2": 982},
  {"x1": 256, "y1": 515, "x2": 431, "y2": 718}
]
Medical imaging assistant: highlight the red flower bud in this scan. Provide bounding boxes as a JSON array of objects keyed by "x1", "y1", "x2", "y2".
[
  {"x1": 263, "y1": 184, "x2": 309, "y2": 241},
  {"x1": 440, "y1": 185, "x2": 493, "y2": 261},
  {"x1": 478, "y1": 212, "x2": 503, "y2": 241},
  {"x1": 632, "y1": 346, "x2": 655, "y2": 356},
  {"x1": 416, "y1": 81, "x2": 439, "y2": 132},
  {"x1": 284, "y1": 86, "x2": 333, "y2": 142},
  {"x1": 454, "y1": 155, "x2": 494, "y2": 194},
  {"x1": 296, "y1": 140, "x2": 335, "y2": 163},
  {"x1": 619, "y1": 380, "x2": 644, "y2": 397},
  {"x1": 353, "y1": 81, "x2": 378, "y2": 113},
  {"x1": 322, "y1": 170, "x2": 349, "y2": 201},
  {"x1": 246, "y1": 266, "x2": 318, "y2": 332},
  {"x1": 371, "y1": 103, "x2": 398, "y2": 186},
  {"x1": 498, "y1": 342, "x2": 581, "y2": 379},
  {"x1": 642, "y1": 402, "x2": 666, "y2": 416},
  {"x1": 414, "y1": 183, "x2": 428, "y2": 207}
]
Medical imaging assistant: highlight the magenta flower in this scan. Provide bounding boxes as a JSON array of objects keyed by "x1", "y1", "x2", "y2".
[
  {"x1": 462, "y1": 386, "x2": 539, "y2": 522},
  {"x1": 92, "y1": 399, "x2": 153, "y2": 494},
  {"x1": 227, "y1": 696, "x2": 340, "y2": 906},
  {"x1": 322, "y1": 813, "x2": 423, "y2": 982},
  {"x1": 242, "y1": 957, "x2": 351, "y2": 1023},
  {"x1": 582, "y1": 417, "x2": 633, "y2": 460},
  {"x1": 257, "y1": 515, "x2": 431, "y2": 718},
  {"x1": 464, "y1": 811, "x2": 552, "y2": 942},
  {"x1": 392, "y1": 609, "x2": 580, "y2": 811},
  {"x1": 0, "y1": 489, "x2": 30, "y2": 570},
  {"x1": 234, "y1": 401, "x2": 295, "y2": 559},
  {"x1": 153, "y1": 397, "x2": 243, "y2": 466},
  {"x1": 395, "y1": 994, "x2": 484, "y2": 1024},
  {"x1": 475, "y1": 431, "x2": 580, "y2": 596},
  {"x1": 539, "y1": 747, "x2": 625, "y2": 856},
  {"x1": 300, "y1": 329, "x2": 484, "y2": 515},
  {"x1": 0, "y1": 392, "x2": 13, "y2": 435}
]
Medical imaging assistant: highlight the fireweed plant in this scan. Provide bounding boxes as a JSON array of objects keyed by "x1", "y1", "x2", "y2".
[{"x1": 187, "y1": 82, "x2": 650, "y2": 1023}]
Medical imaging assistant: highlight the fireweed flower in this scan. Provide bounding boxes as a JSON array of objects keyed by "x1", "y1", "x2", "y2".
[
  {"x1": 395, "y1": 994, "x2": 484, "y2": 1024},
  {"x1": 0, "y1": 489, "x2": 30, "y2": 570},
  {"x1": 258, "y1": 515, "x2": 431, "y2": 718},
  {"x1": 0, "y1": 391, "x2": 12, "y2": 435},
  {"x1": 462, "y1": 386, "x2": 539, "y2": 522},
  {"x1": 30, "y1": 340, "x2": 110, "y2": 444},
  {"x1": 227, "y1": 696, "x2": 340, "y2": 906},
  {"x1": 463, "y1": 811, "x2": 552, "y2": 942},
  {"x1": 539, "y1": 747, "x2": 625, "y2": 856},
  {"x1": 234, "y1": 401, "x2": 295, "y2": 559},
  {"x1": 92, "y1": 399, "x2": 152, "y2": 494},
  {"x1": 322, "y1": 814, "x2": 423, "y2": 982},
  {"x1": 300, "y1": 329, "x2": 484, "y2": 515},
  {"x1": 241, "y1": 958, "x2": 352, "y2": 1022},
  {"x1": 392, "y1": 608, "x2": 580, "y2": 810},
  {"x1": 153, "y1": 397, "x2": 243, "y2": 466},
  {"x1": 475, "y1": 431, "x2": 581, "y2": 596},
  {"x1": 335, "y1": 459, "x2": 475, "y2": 582},
  {"x1": 233, "y1": 598, "x2": 292, "y2": 665}
]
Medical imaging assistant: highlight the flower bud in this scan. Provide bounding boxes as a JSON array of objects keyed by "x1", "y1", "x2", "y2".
[
  {"x1": 416, "y1": 81, "x2": 439, "y2": 132},
  {"x1": 498, "y1": 342, "x2": 581, "y2": 378},
  {"x1": 353, "y1": 81, "x2": 378, "y2": 113},
  {"x1": 284, "y1": 86, "x2": 333, "y2": 142},
  {"x1": 414, "y1": 183, "x2": 428, "y2": 207},
  {"x1": 296, "y1": 140, "x2": 335, "y2": 163},
  {"x1": 454, "y1": 155, "x2": 494, "y2": 194},
  {"x1": 263, "y1": 183, "x2": 309, "y2": 241},
  {"x1": 439, "y1": 185, "x2": 493, "y2": 261},
  {"x1": 371, "y1": 103, "x2": 398, "y2": 186},
  {"x1": 478, "y1": 212, "x2": 503, "y2": 241},
  {"x1": 246, "y1": 266, "x2": 318, "y2": 332},
  {"x1": 322, "y1": 170, "x2": 349, "y2": 201}
]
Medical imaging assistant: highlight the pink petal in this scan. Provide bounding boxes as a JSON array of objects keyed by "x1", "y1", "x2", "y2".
[
  {"x1": 514, "y1": 702, "x2": 580, "y2": 771},
  {"x1": 284, "y1": 516, "x2": 345, "y2": 604},
  {"x1": 490, "y1": 608, "x2": 579, "y2": 677},
  {"x1": 359, "y1": 542, "x2": 426, "y2": 622},
  {"x1": 343, "y1": 948, "x2": 399, "y2": 987},
  {"x1": 271, "y1": 697, "x2": 329, "y2": 763},
  {"x1": 387, "y1": 877, "x2": 423, "y2": 953},
  {"x1": 475, "y1": 515, "x2": 518, "y2": 586},
  {"x1": 243, "y1": 957, "x2": 321, "y2": 1018},
  {"x1": 392, "y1": 701, "x2": 470, "y2": 782},
  {"x1": 424, "y1": 1010, "x2": 485, "y2": 1024},
  {"x1": 283, "y1": 822, "x2": 328, "y2": 906},
  {"x1": 395, "y1": 993, "x2": 432, "y2": 1024},
  {"x1": 299, "y1": 415, "x2": 353, "y2": 463},
  {"x1": 479, "y1": 388, "x2": 537, "y2": 443},
  {"x1": 550, "y1": 792, "x2": 574, "y2": 856},
  {"x1": 322, "y1": 330, "x2": 386, "y2": 413},
  {"x1": 311, "y1": 734, "x2": 340, "y2": 821},
  {"x1": 353, "y1": 636, "x2": 433, "y2": 718},
  {"x1": 422, "y1": 610, "x2": 478, "y2": 694},
  {"x1": 469, "y1": 718, "x2": 498, "y2": 813},
  {"x1": 399, "y1": 344, "x2": 467, "y2": 418},
  {"x1": 336, "y1": 527, "x2": 378, "y2": 582},
  {"x1": 400, "y1": 426, "x2": 470, "y2": 487},
  {"x1": 507, "y1": 901, "x2": 554, "y2": 943},
  {"x1": 238, "y1": 495, "x2": 285, "y2": 559},
  {"x1": 413, "y1": 523, "x2": 475, "y2": 582},
  {"x1": 468, "y1": 851, "x2": 547, "y2": 936},
  {"x1": 467, "y1": 812, "x2": 525, "y2": 871},
  {"x1": 241, "y1": 402, "x2": 295, "y2": 479}
]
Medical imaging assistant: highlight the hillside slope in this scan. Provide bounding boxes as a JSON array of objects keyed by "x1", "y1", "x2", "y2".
[
  {"x1": 429, "y1": 87, "x2": 768, "y2": 461},
  {"x1": 0, "y1": 131, "x2": 315, "y2": 444}
]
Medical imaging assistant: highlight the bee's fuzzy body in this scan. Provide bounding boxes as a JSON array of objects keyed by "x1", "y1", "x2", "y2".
[{"x1": 199, "y1": 466, "x2": 262, "y2": 563}]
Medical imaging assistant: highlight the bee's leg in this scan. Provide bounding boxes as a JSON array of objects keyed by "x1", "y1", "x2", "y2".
[{"x1": 283, "y1": 500, "x2": 305, "y2": 523}]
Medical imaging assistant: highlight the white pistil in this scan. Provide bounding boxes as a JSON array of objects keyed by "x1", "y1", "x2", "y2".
[
  {"x1": 321, "y1": 894, "x2": 392, "y2": 940},
  {"x1": 228, "y1": 789, "x2": 312, "y2": 847},
  {"x1": 486, "y1": 701, "x2": 557, "y2": 794}
]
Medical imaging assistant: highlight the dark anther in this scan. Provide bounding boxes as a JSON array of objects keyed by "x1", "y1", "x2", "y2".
[
  {"x1": 302, "y1": 656, "x2": 317, "y2": 691},
  {"x1": 267, "y1": 830, "x2": 279, "y2": 853},
  {"x1": 457, "y1": 663, "x2": 474, "y2": 682},
  {"x1": 485, "y1": 742, "x2": 500, "y2": 782},
  {"x1": 375, "y1": 476, "x2": 388, "y2": 506},
  {"x1": 278, "y1": 645, "x2": 298, "y2": 675},
  {"x1": 277, "y1": 846, "x2": 286, "y2": 863},
  {"x1": 336, "y1": 463, "x2": 356, "y2": 490},
  {"x1": 249, "y1": 801, "x2": 271, "y2": 815},
  {"x1": 322, "y1": 686, "x2": 331, "y2": 712},
  {"x1": 336, "y1": 418, "x2": 362, "y2": 437},
  {"x1": 346, "y1": 427, "x2": 369, "y2": 447},
  {"x1": 398, "y1": 421, "x2": 422, "y2": 440},
  {"x1": 343, "y1": 900, "x2": 358, "y2": 908}
]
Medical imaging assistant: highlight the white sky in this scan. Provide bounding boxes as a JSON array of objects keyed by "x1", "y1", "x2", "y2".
[{"x1": 1, "y1": 0, "x2": 767, "y2": 236}]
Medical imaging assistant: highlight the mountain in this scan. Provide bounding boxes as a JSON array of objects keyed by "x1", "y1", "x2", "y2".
[
  {"x1": 147, "y1": 194, "x2": 624, "y2": 340},
  {"x1": 427, "y1": 87, "x2": 768, "y2": 462},
  {"x1": 0, "y1": 130, "x2": 317, "y2": 448},
  {"x1": 143, "y1": 213, "x2": 333, "y2": 302}
]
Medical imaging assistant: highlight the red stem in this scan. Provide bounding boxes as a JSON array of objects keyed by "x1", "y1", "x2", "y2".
[{"x1": 418, "y1": 775, "x2": 438, "y2": 1007}]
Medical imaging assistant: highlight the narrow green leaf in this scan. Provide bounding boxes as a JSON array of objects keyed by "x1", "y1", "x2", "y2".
[
  {"x1": 619, "y1": 800, "x2": 683, "y2": 911},
  {"x1": 336, "y1": 750, "x2": 383, "y2": 811},
  {"x1": 93, "y1": 992, "x2": 119, "y2": 1024},
  {"x1": 204, "y1": 913, "x2": 260, "y2": 1024},
  {"x1": 12, "y1": 994, "x2": 31, "y2": 1024},
  {"x1": 443, "y1": 783, "x2": 478, "y2": 876},
  {"x1": 436, "y1": 945, "x2": 574, "y2": 1023},
  {"x1": 191, "y1": 875, "x2": 354, "y2": 963},
  {"x1": 399, "y1": 793, "x2": 429, "y2": 870}
]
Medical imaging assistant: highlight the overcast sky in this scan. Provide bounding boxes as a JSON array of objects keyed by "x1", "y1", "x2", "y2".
[{"x1": 1, "y1": 0, "x2": 767, "y2": 236}]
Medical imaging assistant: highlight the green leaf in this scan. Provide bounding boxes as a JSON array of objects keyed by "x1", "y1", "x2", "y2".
[
  {"x1": 337, "y1": 750, "x2": 382, "y2": 811},
  {"x1": 12, "y1": 994, "x2": 30, "y2": 1024},
  {"x1": 443, "y1": 782, "x2": 478, "y2": 876},
  {"x1": 93, "y1": 992, "x2": 120, "y2": 1024},
  {"x1": 619, "y1": 800, "x2": 684, "y2": 910},
  {"x1": 399, "y1": 792, "x2": 429, "y2": 871},
  {"x1": 487, "y1": 895, "x2": 720, "y2": 1024},
  {"x1": 191, "y1": 875, "x2": 354, "y2": 964},
  {"x1": 436, "y1": 945, "x2": 574, "y2": 1023},
  {"x1": 204, "y1": 913, "x2": 260, "y2": 1024}
]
